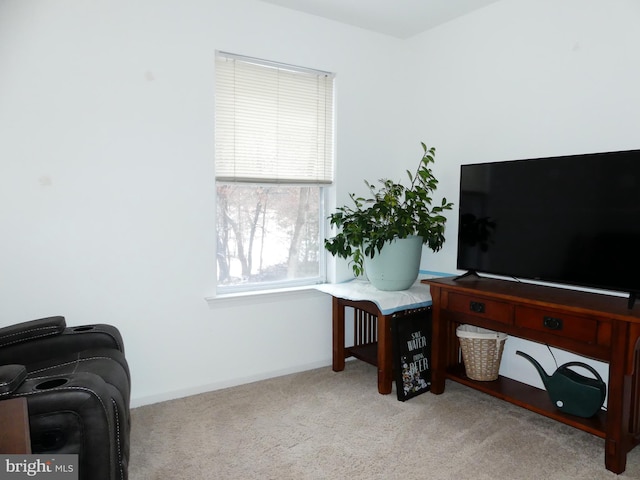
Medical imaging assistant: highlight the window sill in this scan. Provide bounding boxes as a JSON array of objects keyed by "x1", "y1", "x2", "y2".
[{"x1": 205, "y1": 285, "x2": 328, "y2": 309}]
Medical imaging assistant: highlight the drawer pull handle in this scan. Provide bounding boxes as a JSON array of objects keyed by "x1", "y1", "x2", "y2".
[
  {"x1": 469, "y1": 301, "x2": 485, "y2": 313},
  {"x1": 543, "y1": 316, "x2": 563, "y2": 330}
]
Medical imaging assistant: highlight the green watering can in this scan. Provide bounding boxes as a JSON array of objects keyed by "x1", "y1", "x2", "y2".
[{"x1": 516, "y1": 350, "x2": 606, "y2": 418}]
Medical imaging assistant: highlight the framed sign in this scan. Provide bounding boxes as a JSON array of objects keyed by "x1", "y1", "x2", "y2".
[{"x1": 392, "y1": 308, "x2": 432, "y2": 401}]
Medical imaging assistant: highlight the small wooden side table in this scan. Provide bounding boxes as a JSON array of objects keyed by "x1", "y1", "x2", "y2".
[
  {"x1": 0, "y1": 397, "x2": 32, "y2": 453},
  {"x1": 317, "y1": 280, "x2": 432, "y2": 394}
]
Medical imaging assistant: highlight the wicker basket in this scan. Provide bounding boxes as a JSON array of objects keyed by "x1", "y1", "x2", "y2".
[{"x1": 456, "y1": 325, "x2": 508, "y2": 381}]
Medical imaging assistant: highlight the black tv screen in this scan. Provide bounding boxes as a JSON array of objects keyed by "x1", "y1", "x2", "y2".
[{"x1": 457, "y1": 149, "x2": 640, "y2": 299}]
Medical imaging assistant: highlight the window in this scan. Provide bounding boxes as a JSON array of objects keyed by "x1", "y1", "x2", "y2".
[{"x1": 215, "y1": 52, "x2": 334, "y2": 293}]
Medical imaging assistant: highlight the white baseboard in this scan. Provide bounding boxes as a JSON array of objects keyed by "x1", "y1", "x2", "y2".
[{"x1": 130, "y1": 358, "x2": 333, "y2": 408}]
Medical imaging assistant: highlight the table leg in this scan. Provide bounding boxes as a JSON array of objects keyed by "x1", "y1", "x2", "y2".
[
  {"x1": 332, "y1": 297, "x2": 345, "y2": 372},
  {"x1": 0, "y1": 397, "x2": 31, "y2": 454},
  {"x1": 377, "y1": 314, "x2": 393, "y2": 394},
  {"x1": 429, "y1": 286, "x2": 446, "y2": 394},
  {"x1": 604, "y1": 321, "x2": 640, "y2": 474}
]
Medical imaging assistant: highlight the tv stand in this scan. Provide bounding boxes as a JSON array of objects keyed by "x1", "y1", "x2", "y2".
[{"x1": 422, "y1": 276, "x2": 640, "y2": 474}]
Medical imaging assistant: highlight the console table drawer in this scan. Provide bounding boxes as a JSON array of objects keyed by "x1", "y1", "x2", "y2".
[
  {"x1": 444, "y1": 292, "x2": 512, "y2": 324},
  {"x1": 515, "y1": 306, "x2": 599, "y2": 343}
]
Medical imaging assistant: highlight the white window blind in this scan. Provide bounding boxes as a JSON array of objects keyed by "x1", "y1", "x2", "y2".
[{"x1": 215, "y1": 52, "x2": 334, "y2": 184}]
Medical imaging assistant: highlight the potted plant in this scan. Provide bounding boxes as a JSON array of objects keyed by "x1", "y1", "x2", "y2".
[{"x1": 324, "y1": 142, "x2": 453, "y2": 290}]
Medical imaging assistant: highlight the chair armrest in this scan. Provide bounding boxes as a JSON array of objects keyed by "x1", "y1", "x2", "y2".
[
  {"x1": 0, "y1": 317, "x2": 66, "y2": 348},
  {"x1": 61, "y1": 324, "x2": 125, "y2": 354},
  {"x1": 0, "y1": 364, "x2": 27, "y2": 396},
  {"x1": 0, "y1": 322, "x2": 125, "y2": 368}
]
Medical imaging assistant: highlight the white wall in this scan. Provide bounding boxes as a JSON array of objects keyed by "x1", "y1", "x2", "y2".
[
  {"x1": 409, "y1": 0, "x2": 640, "y2": 389},
  {"x1": 0, "y1": 0, "x2": 409, "y2": 406},
  {"x1": 2, "y1": 0, "x2": 638, "y2": 406}
]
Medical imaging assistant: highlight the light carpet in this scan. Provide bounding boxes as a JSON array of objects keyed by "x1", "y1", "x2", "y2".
[{"x1": 129, "y1": 361, "x2": 640, "y2": 479}]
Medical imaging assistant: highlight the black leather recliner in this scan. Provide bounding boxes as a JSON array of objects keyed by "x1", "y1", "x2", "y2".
[{"x1": 0, "y1": 316, "x2": 131, "y2": 480}]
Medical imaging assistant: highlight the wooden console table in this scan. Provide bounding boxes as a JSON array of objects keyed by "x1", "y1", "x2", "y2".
[
  {"x1": 423, "y1": 275, "x2": 640, "y2": 474},
  {"x1": 0, "y1": 397, "x2": 31, "y2": 453},
  {"x1": 317, "y1": 280, "x2": 432, "y2": 394}
]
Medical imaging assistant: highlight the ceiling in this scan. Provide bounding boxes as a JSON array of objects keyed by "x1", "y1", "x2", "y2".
[{"x1": 259, "y1": 0, "x2": 501, "y2": 39}]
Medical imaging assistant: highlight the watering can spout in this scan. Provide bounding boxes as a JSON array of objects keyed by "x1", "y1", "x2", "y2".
[{"x1": 516, "y1": 350, "x2": 552, "y2": 387}]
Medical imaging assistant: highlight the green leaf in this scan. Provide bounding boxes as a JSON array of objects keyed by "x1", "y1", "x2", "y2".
[{"x1": 324, "y1": 141, "x2": 454, "y2": 273}]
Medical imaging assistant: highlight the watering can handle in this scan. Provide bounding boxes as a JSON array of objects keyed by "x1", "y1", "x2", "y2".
[{"x1": 560, "y1": 361, "x2": 604, "y2": 383}]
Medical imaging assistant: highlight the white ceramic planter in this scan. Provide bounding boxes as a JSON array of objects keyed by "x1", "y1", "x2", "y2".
[{"x1": 363, "y1": 235, "x2": 423, "y2": 291}]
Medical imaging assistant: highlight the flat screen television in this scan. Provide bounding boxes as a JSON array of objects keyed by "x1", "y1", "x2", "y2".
[{"x1": 457, "y1": 149, "x2": 640, "y2": 308}]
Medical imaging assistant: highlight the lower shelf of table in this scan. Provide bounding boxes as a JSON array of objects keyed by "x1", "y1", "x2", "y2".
[
  {"x1": 446, "y1": 363, "x2": 607, "y2": 438},
  {"x1": 346, "y1": 343, "x2": 378, "y2": 366}
]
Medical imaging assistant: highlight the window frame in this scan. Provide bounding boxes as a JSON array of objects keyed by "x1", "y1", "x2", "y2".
[{"x1": 214, "y1": 52, "x2": 334, "y2": 295}]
